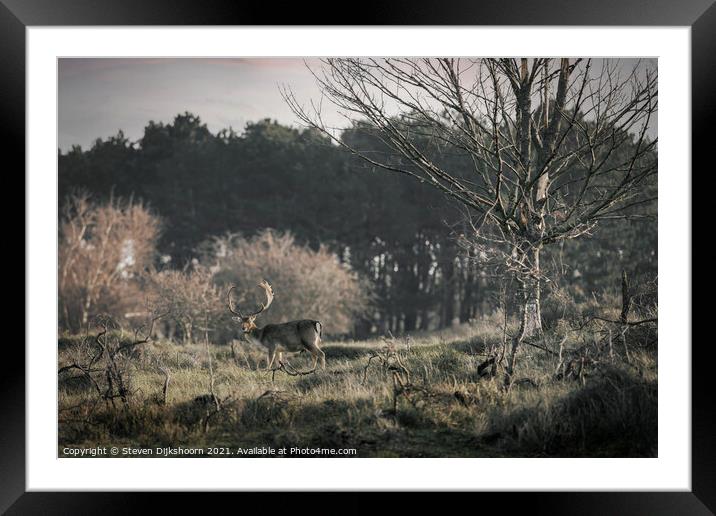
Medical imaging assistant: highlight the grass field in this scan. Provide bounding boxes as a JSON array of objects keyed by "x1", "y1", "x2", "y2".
[{"x1": 58, "y1": 317, "x2": 657, "y2": 458}]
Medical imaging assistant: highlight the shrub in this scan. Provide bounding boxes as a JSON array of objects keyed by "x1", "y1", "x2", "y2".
[
  {"x1": 145, "y1": 265, "x2": 231, "y2": 344},
  {"x1": 540, "y1": 285, "x2": 580, "y2": 329},
  {"x1": 204, "y1": 230, "x2": 371, "y2": 335},
  {"x1": 493, "y1": 366, "x2": 657, "y2": 457}
]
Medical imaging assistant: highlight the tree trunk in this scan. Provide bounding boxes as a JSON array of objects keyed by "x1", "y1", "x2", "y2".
[
  {"x1": 451, "y1": 259, "x2": 461, "y2": 327},
  {"x1": 620, "y1": 269, "x2": 631, "y2": 324},
  {"x1": 441, "y1": 255, "x2": 455, "y2": 328},
  {"x1": 379, "y1": 313, "x2": 390, "y2": 335},
  {"x1": 521, "y1": 275, "x2": 542, "y2": 338},
  {"x1": 404, "y1": 310, "x2": 417, "y2": 332},
  {"x1": 505, "y1": 241, "x2": 543, "y2": 388},
  {"x1": 419, "y1": 309, "x2": 430, "y2": 331},
  {"x1": 81, "y1": 293, "x2": 92, "y2": 328},
  {"x1": 183, "y1": 321, "x2": 193, "y2": 345},
  {"x1": 354, "y1": 318, "x2": 372, "y2": 340},
  {"x1": 519, "y1": 246, "x2": 542, "y2": 339},
  {"x1": 460, "y1": 264, "x2": 474, "y2": 323}
]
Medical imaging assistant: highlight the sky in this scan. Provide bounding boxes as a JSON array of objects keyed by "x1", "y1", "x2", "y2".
[
  {"x1": 58, "y1": 58, "x2": 327, "y2": 150},
  {"x1": 58, "y1": 57, "x2": 656, "y2": 152}
]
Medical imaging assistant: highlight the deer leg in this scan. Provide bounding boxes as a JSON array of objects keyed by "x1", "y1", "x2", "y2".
[
  {"x1": 319, "y1": 348, "x2": 326, "y2": 370},
  {"x1": 266, "y1": 345, "x2": 277, "y2": 370},
  {"x1": 302, "y1": 337, "x2": 326, "y2": 372},
  {"x1": 312, "y1": 337, "x2": 326, "y2": 370}
]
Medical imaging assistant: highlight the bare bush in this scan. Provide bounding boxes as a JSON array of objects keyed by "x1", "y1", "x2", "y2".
[
  {"x1": 145, "y1": 265, "x2": 230, "y2": 344},
  {"x1": 58, "y1": 312, "x2": 164, "y2": 410},
  {"x1": 540, "y1": 285, "x2": 580, "y2": 329},
  {"x1": 204, "y1": 230, "x2": 371, "y2": 335},
  {"x1": 59, "y1": 192, "x2": 161, "y2": 332}
]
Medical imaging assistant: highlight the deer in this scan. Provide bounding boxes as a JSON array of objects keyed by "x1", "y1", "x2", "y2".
[{"x1": 227, "y1": 280, "x2": 326, "y2": 372}]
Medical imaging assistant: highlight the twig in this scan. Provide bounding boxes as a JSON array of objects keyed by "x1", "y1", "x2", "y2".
[
  {"x1": 269, "y1": 361, "x2": 316, "y2": 381},
  {"x1": 524, "y1": 340, "x2": 557, "y2": 355},
  {"x1": 204, "y1": 312, "x2": 220, "y2": 412},
  {"x1": 477, "y1": 356, "x2": 496, "y2": 376},
  {"x1": 590, "y1": 316, "x2": 657, "y2": 326},
  {"x1": 159, "y1": 366, "x2": 171, "y2": 405}
]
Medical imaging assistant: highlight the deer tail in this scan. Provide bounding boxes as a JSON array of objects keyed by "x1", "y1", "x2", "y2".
[{"x1": 314, "y1": 321, "x2": 322, "y2": 339}]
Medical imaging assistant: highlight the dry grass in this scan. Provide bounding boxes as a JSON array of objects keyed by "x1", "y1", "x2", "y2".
[{"x1": 58, "y1": 319, "x2": 657, "y2": 458}]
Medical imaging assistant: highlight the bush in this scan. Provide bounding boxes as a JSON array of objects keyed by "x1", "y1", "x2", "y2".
[
  {"x1": 58, "y1": 192, "x2": 161, "y2": 332},
  {"x1": 204, "y1": 230, "x2": 371, "y2": 335},
  {"x1": 145, "y1": 265, "x2": 231, "y2": 344},
  {"x1": 540, "y1": 285, "x2": 580, "y2": 329},
  {"x1": 493, "y1": 366, "x2": 657, "y2": 457}
]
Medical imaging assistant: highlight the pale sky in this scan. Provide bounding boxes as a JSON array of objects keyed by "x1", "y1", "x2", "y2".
[
  {"x1": 58, "y1": 58, "x2": 328, "y2": 150},
  {"x1": 58, "y1": 57, "x2": 656, "y2": 152}
]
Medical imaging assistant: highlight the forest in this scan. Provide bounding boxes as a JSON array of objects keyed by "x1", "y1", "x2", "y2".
[{"x1": 58, "y1": 113, "x2": 656, "y2": 338}]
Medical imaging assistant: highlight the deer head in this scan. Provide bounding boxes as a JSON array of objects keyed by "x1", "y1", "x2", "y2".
[{"x1": 227, "y1": 280, "x2": 274, "y2": 333}]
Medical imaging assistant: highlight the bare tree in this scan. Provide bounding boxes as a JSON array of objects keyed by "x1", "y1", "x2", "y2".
[
  {"x1": 283, "y1": 58, "x2": 657, "y2": 348},
  {"x1": 59, "y1": 192, "x2": 161, "y2": 332}
]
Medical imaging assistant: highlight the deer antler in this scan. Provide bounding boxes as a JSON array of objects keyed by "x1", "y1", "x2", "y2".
[
  {"x1": 248, "y1": 280, "x2": 274, "y2": 317},
  {"x1": 228, "y1": 281, "x2": 274, "y2": 318},
  {"x1": 227, "y1": 285, "x2": 243, "y2": 317}
]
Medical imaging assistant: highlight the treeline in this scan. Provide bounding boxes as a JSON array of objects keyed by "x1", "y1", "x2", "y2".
[{"x1": 59, "y1": 113, "x2": 657, "y2": 336}]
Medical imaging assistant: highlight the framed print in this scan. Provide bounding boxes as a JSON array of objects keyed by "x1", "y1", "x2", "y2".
[{"x1": 5, "y1": 0, "x2": 710, "y2": 512}]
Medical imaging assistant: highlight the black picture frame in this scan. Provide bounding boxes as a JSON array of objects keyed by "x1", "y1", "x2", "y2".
[{"x1": 5, "y1": 0, "x2": 708, "y2": 512}]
